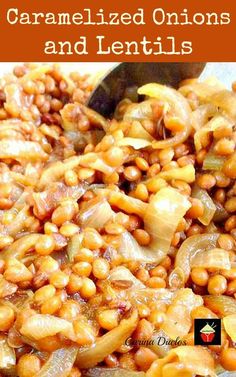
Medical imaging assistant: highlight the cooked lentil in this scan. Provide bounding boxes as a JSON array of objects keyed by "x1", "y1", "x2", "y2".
[{"x1": 0, "y1": 64, "x2": 235, "y2": 375}]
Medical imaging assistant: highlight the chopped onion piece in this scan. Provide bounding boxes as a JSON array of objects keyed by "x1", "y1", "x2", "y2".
[
  {"x1": 194, "y1": 115, "x2": 233, "y2": 152},
  {"x1": 144, "y1": 187, "x2": 190, "y2": 260},
  {"x1": 191, "y1": 104, "x2": 218, "y2": 131},
  {"x1": 0, "y1": 276, "x2": 17, "y2": 298},
  {"x1": 2, "y1": 234, "x2": 40, "y2": 260},
  {"x1": 203, "y1": 153, "x2": 226, "y2": 171},
  {"x1": 83, "y1": 368, "x2": 145, "y2": 377},
  {"x1": 192, "y1": 185, "x2": 216, "y2": 226},
  {"x1": 179, "y1": 81, "x2": 225, "y2": 101},
  {"x1": 149, "y1": 329, "x2": 171, "y2": 358},
  {"x1": 67, "y1": 234, "x2": 83, "y2": 263},
  {"x1": 127, "y1": 121, "x2": 154, "y2": 141},
  {"x1": 79, "y1": 197, "x2": 114, "y2": 229},
  {"x1": 152, "y1": 164, "x2": 195, "y2": 183},
  {"x1": 20, "y1": 65, "x2": 52, "y2": 82},
  {"x1": 76, "y1": 310, "x2": 138, "y2": 368},
  {"x1": 80, "y1": 104, "x2": 109, "y2": 131},
  {"x1": 61, "y1": 103, "x2": 108, "y2": 132},
  {"x1": 0, "y1": 140, "x2": 48, "y2": 162},
  {"x1": 0, "y1": 291, "x2": 33, "y2": 313},
  {"x1": 118, "y1": 232, "x2": 162, "y2": 264},
  {"x1": 119, "y1": 188, "x2": 190, "y2": 264},
  {"x1": 138, "y1": 84, "x2": 192, "y2": 149},
  {"x1": 1, "y1": 205, "x2": 30, "y2": 237},
  {"x1": 147, "y1": 345, "x2": 216, "y2": 377},
  {"x1": 0, "y1": 335, "x2": 16, "y2": 370},
  {"x1": 210, "y1": 90, "x2": 236, "y2": 121},
  {"x1": 204, "y1": 295, "x2": 236, "y2": 317},
  {"x1": 117, "y1": 137, "x2": 151, "y2": 149},
  {"x1": 35, "y1": 347, "x2": 77, "y2": 377},
  {"x1": 128, "y1": 288, "x2": 173, "y2": 308},
  {"x1": 109, "y1": 266, "x2": 145, "y2": 289},
  {"x1": 20, "y1": 314, "x2": 73, "y2": 340},
  {"x1": 191, "y1": 248, "x2": 230, "y2": 270},
  {"x1": 38, "y1": 156, "x2": 81, "y2": 189},
  {"x1": 160, "y1": 288, "x2": 203, "y2": 338},
  {"x1": 168, "y1": 267, "x2": 185, "y2": 289},
  {"x1": 124, "y1": 99, "x2": 155, "y2": 122},
  {"x1": 108, "y1": 191, "x2": 147, "y2": 217},
  {"x1": 80, "y1": 152, "x2": 115, "y2": 175},
  {"x1": 175, "y1": 233, "x2": 219, "y2": 283},
  {"x1": 223, "y1": 314, "x2": 236, "y2": 342},
  {"x1": 33, "y1": 183, "x2": 85, "y2": 220},
  {"x1": 169, "y1": 346, "x2": 216, "y2": 377},
  {"x1": 213, "y1": 202, "x2": 229, "y2": 223}
]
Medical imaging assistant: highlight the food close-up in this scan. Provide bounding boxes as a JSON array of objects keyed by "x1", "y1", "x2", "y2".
[{"x1": 0, "y1": 63, "x2": 235, "y2": 377}]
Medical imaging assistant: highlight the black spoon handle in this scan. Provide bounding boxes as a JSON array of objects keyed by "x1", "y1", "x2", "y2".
[{"x1": 87, "y1": 62, "x2": 206, "y2": 117}]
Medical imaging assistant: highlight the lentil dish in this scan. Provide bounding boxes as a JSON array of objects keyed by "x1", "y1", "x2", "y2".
[{"x1": 0, "y1": 64, "x2": 235, "y2": 377}]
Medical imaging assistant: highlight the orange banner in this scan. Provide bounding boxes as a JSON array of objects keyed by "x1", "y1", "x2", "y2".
[{"x1": 0, "y1": 0, "x2": 235, "y2": 61}]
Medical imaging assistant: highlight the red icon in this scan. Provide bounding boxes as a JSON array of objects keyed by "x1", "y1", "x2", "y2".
[{"x1": 200, "y1": 323, "x2": 216, "y2": 343}]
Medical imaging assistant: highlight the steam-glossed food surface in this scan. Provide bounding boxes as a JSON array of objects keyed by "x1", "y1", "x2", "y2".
[{"x1": 0, "y1": 63, "x2": 235, "y2": 376}]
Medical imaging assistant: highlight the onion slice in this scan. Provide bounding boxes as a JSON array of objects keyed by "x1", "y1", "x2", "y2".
[
  {"x1": 175, "y1": 233, "x2": 219, "y2": 283},
  {"x1": 118, "y1": 232, "x2": 162, "y2": 264},
  {"x1": 67, "y1": 234, "x2": 83, "y2": 263},
  {"x1": 146, "y1": 346, "x2": 216, "y2": 377},
  {"x1": 61, "y1": 103, "x2": 108, "y2": 132},
  {"x1": 127, "y1": 121, "x2": 154, "y2": 141},
  {"x1": 2, "y1": 234, "x2": 40, "y2": 260},
  {"x1": 0, "y1": 335, "x2": 16, "y2": 370},
  {"x1": 119, "y1": 187, "x2": 190, "y2": 264},
  {"x1": 194, "y1": 115, "x2": 233, "y2": 152},
  {"x1": 204, "y1": 295, "x2": 236, "y2": 317},
  {"x1": 191, "y1": 104, "x2": 218, "y2": 131},
  {"x1": 38, "y1": 156, "x2": 81, "y2": 189},
  {"x1": 78, "y1": 197, "x2": 114, "y2": 229},
  {"x1": 160, "y1": 288, "x2": 203, "y2": 339},
  {"x1": 153, "y1": 164, "x2": 195, "y2": 183},
  {"x1": 109, "y1": 266, "x2": 145, "y2": 289},
  {"x1": 124, "y1": 99, "x2": 155, "y2": 122},
  {"x1": 193, "y1": 185, "x2": 216, "y2": 226},
  {"x1": 117, "y1": 137, "x2": 151, "y2": 149},
  {"x1": 76, "y1": 309, "x2": 138, "y2": 369},
  {"x1": 138, "y1": 84, "x2": 192, "y2": 149},
  {"x1": 191, "y1": 248, "x2": 230, "y2": 270},
  {"x1": 144, "y1": 187, "x2": 190, "y2": 260},
  {"x1": 83, "y1": 368, "x2": 145, "y2": 377},
  {"x1": 203, "y1": 153, "x2": 226, "y2": 171},
  {"x1": 0, "y1": 139, "x2": 48, "y2": 162},
  {"x1": 20, "y1": 314, "x2": 73, "y2": 340},
  {"x1": 35, "y1": 347, "x2": 77, "y2": 377},
  {"x1": 223, "y1": 314, "x2": 236, "y2": 342},
  {"x1": 108, "y1": 191, "x2": 147, "y2": 217},
  {"x1": 210, "y1": 90, "x2": 236, "y2": 121}
]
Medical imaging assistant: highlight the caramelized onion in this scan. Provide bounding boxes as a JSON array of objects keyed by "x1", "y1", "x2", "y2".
[
  {"x1": 138, "y1": 84, "x2": 192, "y2": 149},
  {"x1": 76, "y1": 310, "x2": 138, "y2": 369}
]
